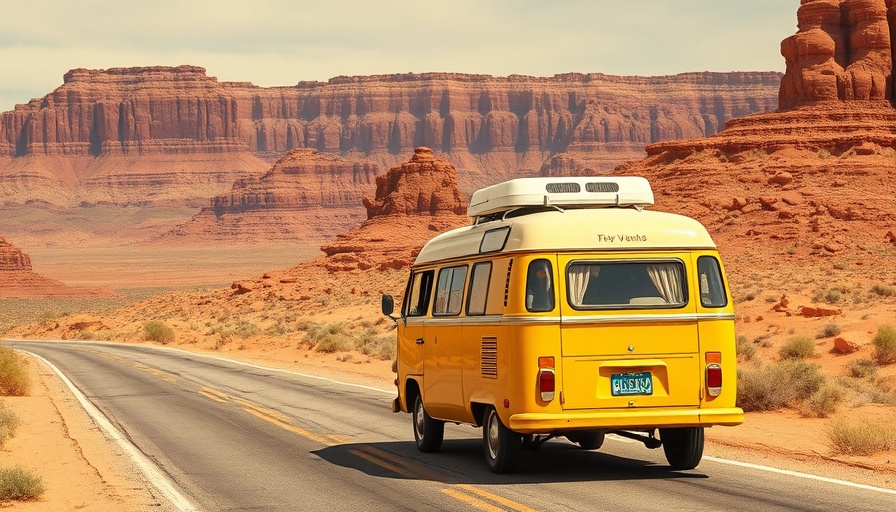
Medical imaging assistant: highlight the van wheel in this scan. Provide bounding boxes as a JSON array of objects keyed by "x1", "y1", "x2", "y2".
[
  {"x1": 660, "y1": 427, "x2": 704, "y2": 470},
  {"x1": 482, "y1": 408, "x2": 521, "y2": 473},
  {"x1": 567, "y1": 431, "x2": 605, "y2": 450},
  {"x1": 412, "y1": 394, "x2": 444, "y2": 453}
]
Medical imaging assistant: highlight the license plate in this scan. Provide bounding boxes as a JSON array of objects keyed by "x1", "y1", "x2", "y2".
[{"x1": 611, "y1": 372, "x2": 653, "y2": 396}]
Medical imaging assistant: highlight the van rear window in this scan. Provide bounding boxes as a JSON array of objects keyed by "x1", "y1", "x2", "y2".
[{"x1": 566, "y1": 260, "x2": 686, "y2": 309}]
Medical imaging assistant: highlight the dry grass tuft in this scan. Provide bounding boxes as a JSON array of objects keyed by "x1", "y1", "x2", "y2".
[
  {"x1": 0, "y1": 467, "x2": 45, "y2": 501},
  {"x1": 737, "y1": 359, "x2": 824, "y2": 412},
  {"x1": 827, "y1": 420, "x2": 896, "y2": 456},
  {"x1": 0, "y1": 347, "x2": 30, "y2": 396}
]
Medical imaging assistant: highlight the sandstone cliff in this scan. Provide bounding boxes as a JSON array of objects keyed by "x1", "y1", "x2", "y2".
[
  {"x1": 0, "y1": 237, "x2": 112, "y2": 297},
  {"x1": 154, "y1": 149, "x2": 380, "y2": 245},
  {"x1": 0, "y1": 67, "x2": 781, "y2": 206},
  {"x1": 616, "y1": 0, "x2": 896, "y2": 287}
]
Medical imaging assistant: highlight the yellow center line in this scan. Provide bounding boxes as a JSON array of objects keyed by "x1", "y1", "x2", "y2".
[
  {"x1": 326, "y1": 434, "x2": 352, "y2": 444},
  {"x1": 230, "y1": 397, "x2": 292, "y2": 423},
  {"x1": 198, "y1": 390, "x2": 228, "y2": 403},
  {"x1": 348, "y1": 449, "x2": 416, "y2": 479},
  {"x1": 356, "y1": 446, "x2": 449, "y2": 482},
  {"x1": 441, "y1": 488, "x2": 506, "y2": 512},
  {"x1": 199, "y1": 386, "x2": 230, "y2": 401},
  {"x1": 243, "y1": 408, "x2": 335, "y2": 446},
  {"x1": 455, "y1": 484, "x2": 539, "y2": 512}
]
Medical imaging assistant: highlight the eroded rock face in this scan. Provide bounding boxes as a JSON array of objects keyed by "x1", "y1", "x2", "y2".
[
  {"x1": 0, "y1": 237, "x2": 111, "y2": 297},
  {"x1": 0, "y1": 237, "x2": 31, "y2": 271},
  {"x1": 154, "y1": 149, "x2": 380, "y2": 245},
  {"x1": 321, "y1": 147, "x2": 469, "y2": 271},
  {"x1": 0, "y1": 67, "x2": 781, "y2": 205},
  {"x1": 780, "y1": 0, "x2": 896, "y2": 108},
  {"x1": 362, "y1": 147, "x2": 466, "y2": 218}
]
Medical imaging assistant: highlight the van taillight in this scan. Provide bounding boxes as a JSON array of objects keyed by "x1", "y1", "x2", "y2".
[
  {"x1": 705, "y1": 352, "x2": 722, "y2": 397},
  {"x1": 538, "y1": 356, "x2": 555, "y2": 402},
  {"x1": 539, "y1": 369, "x2": 555, "y2": 402}
]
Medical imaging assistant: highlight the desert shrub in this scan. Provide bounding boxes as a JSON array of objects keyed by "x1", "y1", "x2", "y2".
[
  {"x1": 779, "y1": 335, "x2": 815, "y2": 360},
  {"x1": 0, "y1": 403, "x2": 21, "y2": 448},
  {"x1": 735, "y1": 335, "x2": 756, "y2": 362},
  {"x1": 232, "y1": 320, "x2": 260, "y2": 339},
  {"x1": 817, "y1": 323, "x2": 841, "y2": 339},
  {"x1": 305, "y1": 323, "x2": 351, "y2": 353},
  {"x1": 847, "y1": 359, "x2": 877, "y2": 379},
  {"x1": 737, "y1": 359, "x2": 824, "y2": 412},
  {"x1": 827, "y1": 421, "x2": 896, "y2": 455},
  {"x1": 143, "y1": 321, "x2": 175, "y2": 344},
  {"x1": 357, "y1": 329, "x2": 396, "y2": 360},
  {"x1": 0, "y1": 347, "x2": 30, "y2": 396},
  {"x1": 870, "y1": 283, "x2": 896, "y2": 297},
  {"x1": 873, "y1": 325, "x2": 896, "y2": 364},
  {"x1": 825, "y1": 288, "x2": 842, "y2": 303},
  {"x1": 800, "y1": 384, "x2": 844, "y2": 418},
  {"x1": 0, "y1": 467, "x2": 45, "y2": 501}
]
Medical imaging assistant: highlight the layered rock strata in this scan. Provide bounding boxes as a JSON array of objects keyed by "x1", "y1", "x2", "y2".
[
  {"x1": 0, "y1": 237, "x2": 111, "y2": 297},
  {"x1": 616, "y1": 0, "x2": 896, "y2": 282},
  {"x1": 154, "y1": 149, "x2": 380, "y2": 244},
  {"x1": 0, "y1": 66, "x2": 782, "y2": 205}
]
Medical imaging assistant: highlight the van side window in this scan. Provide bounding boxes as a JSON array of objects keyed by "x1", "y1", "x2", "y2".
[
  {"x1": 404, "y1": 270, "x2": 434, "y2": 317},
  {"x1": 697, "y1": 256, "x2": 728, "y2": 308},
  {"x1": 566, "y1": 260, "x2": 686, "y2": 309},
  {"x1": 434, "y1": 266, "x2": 468, "y2": 316},
  {"x1": 466, "y1": 262, "x2": 492, "y2": 316},
  {"x1": 526, "y1": 259, "x2": 555, "y2": 312}
]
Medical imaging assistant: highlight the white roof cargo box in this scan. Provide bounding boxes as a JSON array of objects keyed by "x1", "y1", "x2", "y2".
[{"x1": 467, "y1": 176, "x2": 654, "y2": 218}]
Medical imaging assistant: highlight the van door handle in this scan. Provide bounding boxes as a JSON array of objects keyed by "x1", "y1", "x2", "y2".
[{"x1": 415, "y1": 337, "x2": 425, "y2": 344}]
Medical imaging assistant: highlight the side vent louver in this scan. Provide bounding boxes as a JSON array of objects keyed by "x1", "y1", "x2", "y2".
[
  {"x1": 481, "y1": 336, "x2": 498, "y2": 378},
  {"x1": 585, "y1": 182, "x2": 620, "y2": 193},
  {"x1": 546, "y1": 182, "x2": 581, "y2": 193}
]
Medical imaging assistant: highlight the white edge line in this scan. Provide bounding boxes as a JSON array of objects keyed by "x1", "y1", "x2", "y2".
[
  {"x1": 702, "y1": 455, "x2": 896, "y2": 496},
  {"x1": 21, "y1": 350, "x2": 199, "y2": 512},
  {"x1": 607, "y1": 435, "x2": 896, "y2": 496}
]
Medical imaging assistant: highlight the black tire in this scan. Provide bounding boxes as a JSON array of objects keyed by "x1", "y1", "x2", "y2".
[
  {"x1": 482, "y1": 407, "x2": 521, "y2": 474},
  {"x1": 660, "y1": 427, "x2": 704, "y2": 470},
  {"x1": 412, "y1": 394, "x2": 444, "y2": 453},
  {"x1": 567, "y1": 431, "x2": 605, "y2": 450}
]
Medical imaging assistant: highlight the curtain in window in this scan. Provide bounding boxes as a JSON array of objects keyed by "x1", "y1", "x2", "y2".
[
  {"x1": 568, "y1": 264, "x2": 597, "y2": 307},
  {"x1": 647, "y1": 264, "x2": 683, "y2": 303}
]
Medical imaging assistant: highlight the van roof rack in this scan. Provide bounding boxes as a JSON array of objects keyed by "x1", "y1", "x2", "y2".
[{"x1": 467, "y1": 176, "x2": 654, "y2": 219}]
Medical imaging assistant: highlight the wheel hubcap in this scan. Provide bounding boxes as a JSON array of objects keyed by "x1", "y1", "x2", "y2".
[
  {"x1": 415, "y1": 400, "x2": 425, "y2": 438},
  {"x1": 487, "y1": 412, "x2": 499, "y2": 459}
]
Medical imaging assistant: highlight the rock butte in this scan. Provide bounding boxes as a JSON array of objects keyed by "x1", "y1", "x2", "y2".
[{"x1": 0, "y1": 237, "x2": 112, "y2": 298}]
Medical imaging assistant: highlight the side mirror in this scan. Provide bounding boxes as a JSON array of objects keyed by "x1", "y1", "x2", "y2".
[{"x1": 381, "y1": 294, "x2": 395, "y2": 316}]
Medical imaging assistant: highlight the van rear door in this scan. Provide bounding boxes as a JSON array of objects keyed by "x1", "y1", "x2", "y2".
[{"x1": 557, "y1": 255, "x2": 700, "y2": 410}]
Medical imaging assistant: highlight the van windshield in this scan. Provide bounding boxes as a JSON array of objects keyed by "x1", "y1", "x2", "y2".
[{"x1": 566, "y1": 260, "x2": 686, "y2": 309}]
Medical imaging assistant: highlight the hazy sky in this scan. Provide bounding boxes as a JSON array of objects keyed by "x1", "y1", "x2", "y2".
[{"x1": 0, "y1": 0, "x2": 800, "y2": 112}]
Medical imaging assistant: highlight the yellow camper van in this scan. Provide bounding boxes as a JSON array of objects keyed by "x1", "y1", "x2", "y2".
[{"x1": 381, "y1": 176, "x2": 742, "y2": 474}]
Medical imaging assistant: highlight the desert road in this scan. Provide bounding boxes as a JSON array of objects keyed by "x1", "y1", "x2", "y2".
[{"x1": 7, "y1": 340, "x2": 896, "y2": 512}]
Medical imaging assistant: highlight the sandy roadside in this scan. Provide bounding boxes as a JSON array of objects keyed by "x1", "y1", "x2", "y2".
[
  {"x1": 1, "y1": 353, "x2": 177, "y2": 511},
  {"x1": 2, "y1": 343, "x2": 895, "y2": 510}
]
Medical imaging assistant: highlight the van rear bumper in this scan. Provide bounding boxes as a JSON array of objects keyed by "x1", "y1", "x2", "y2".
[{"x1": 509, "y1": 407, "x2": 743, "y2": 434}]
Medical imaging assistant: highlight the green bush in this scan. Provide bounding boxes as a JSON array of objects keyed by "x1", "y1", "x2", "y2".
[
  {"x1": 0, "y1": 467, "x2": 45, "y2": 501},
  {"x1": 873, "y1": 325, "x2": 896, "y2": 364},
  {"x1": 737, "y1": 359, "x2": 824, "y2": 412},
  {"x1": 827, "y1": 421, "x2": 896, "y2": 455},
  {"x1": 779, "y1": 335, "x2": 815, "y2": 360},
  {"x1": 0, "y1": 347, "x2": 30, "y2": 396},
  {"x1": 143, "y1": 321, "x2": 175, "y2": 344}
]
